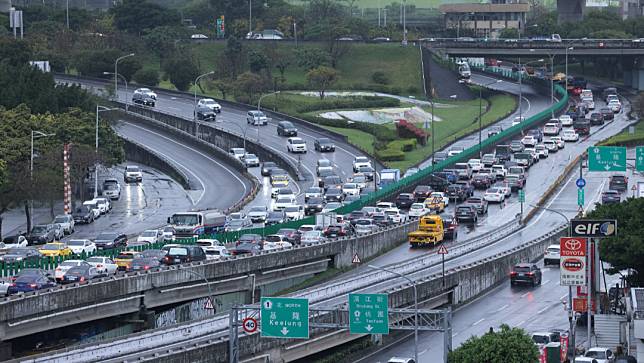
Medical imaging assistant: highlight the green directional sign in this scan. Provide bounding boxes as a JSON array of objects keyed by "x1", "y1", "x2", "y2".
[
  {"x1": 588, "y1": 146, "x2": 627, "y2": 172},
  {"x1": 349, "y1": 293, "x2": 389, "y2": 335},
  {"x1": 636, "y1": 146, "x2": 644, "y2": 172},
  {"x1": 261, "y1": 297, "x2": 309, "y2": 339},
  {"x1": 578, "y1": 188, "x2": 585, "y2": 206},
  {"x1": 518, "y1": 190, "x2": 525, "y2": 203}
]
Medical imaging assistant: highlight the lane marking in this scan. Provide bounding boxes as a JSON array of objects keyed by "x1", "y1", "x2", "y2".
[
  {"x1": 473, "y1": 318, "x2": 485, "y2": 326},
  {"x1": 521, "y1": 292, "x2": 531, "y2": 298},
  {"x1": 517, "y1": 320, "x2": 526, "y2": 326},
  {"x1": 537, "y1": 306, "x2": 549, "y2": 315},
  {"x1": 496, "y1": 304, "x2": 509, "y2": 312},
  {"x1": 419, "y1": 349, "x2": 428, "y2": 355},
  {"x1": 560, "y1": 293, "x2": 568, "y2": 300},
  {"x1": 542, "y1": 279, "x2": 550, "y2": 285}
]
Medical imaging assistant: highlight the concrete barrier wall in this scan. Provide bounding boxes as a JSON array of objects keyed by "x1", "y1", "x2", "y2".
[{"x1": 121, "y1": 137, "x2": 190, "y2": 190}]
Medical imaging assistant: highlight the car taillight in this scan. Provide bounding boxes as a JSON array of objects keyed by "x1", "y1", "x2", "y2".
[
  {"x1": 9, "y1": 283, "x2": 15, "y2": 287},
  {"x1": 80, "y1": 277, "x2": 85, "y2": 282},
  {"x1": 144, "y1": 265, "x2": 150, "y2": 270},
  {"x1": 526, "y1": 272, "x2": 534, "y2": 276},
  {"x1": 510, "y1": 272, "x2": 517, "y2": 276},
  {"x1": 29, "y1": 283, "x2": 38, "y2": 288},
  {"x1": 55, "y1": 268, "x2": 61, "y2": 271},
  {"x1": 97, "y1": 264, "x2": 103, "y2": 268}
]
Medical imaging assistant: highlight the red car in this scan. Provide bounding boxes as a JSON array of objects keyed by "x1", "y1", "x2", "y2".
[{"x1": 324, "y1": 225, "x2": 348, "y2": 238}]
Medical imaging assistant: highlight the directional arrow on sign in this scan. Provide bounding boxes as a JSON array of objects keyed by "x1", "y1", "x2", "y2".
[
  {"x1": 281, "y1": 327, "x2": 289, "y2": 335},
  {"x1": 365, "y1": 324, "x2": 373, "y2": 332}
]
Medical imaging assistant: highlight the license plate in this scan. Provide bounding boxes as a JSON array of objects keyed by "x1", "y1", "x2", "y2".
[
  {"x1": 174, "y1": 259, "x2": 180, "y2": 263},
  {"x1": 67, "y1": 277, "x2": 77, "y2": 281}
]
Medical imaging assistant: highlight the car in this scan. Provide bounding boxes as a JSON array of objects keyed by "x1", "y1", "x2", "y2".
[
  {"x1": 550, "y1": 136, "x2": 565, "y2": 149},
  {"x1": 466, "y1": 197, "x2": 488, "y2": 215},
  {"x1": 601, "y1": 190, "x2": 621, "y2": 204},
  {"x1": 559, "y1": 114, "x2": 573, "y2": 126},
  {"x1": 225, "y1": 217, "x2": 253, "y2": 232},
  {"x1": 543, "y1": 140, "x2": 558, "y2": 152},
  {"x1": 276, "y1": 121, "x2": 298, "y2": 137},
  {"x1": 128, "y1": 257, "x2": 162, "y2": 271},
  {"x1": 467, "y1": 159, "x2": 483, "y2": 173},
  {"x1": 247, "y1": 110, "x2": 268, "y2": 125},
  {"x1": 197, "y1": 98, "x2": 221, "y2": 113},
  {"x1": 86, "y1": 256, "x2": 118, "y2": 275},
  {"x1": 7, "y1": 270, "x2": 55, "y2": 294},
  {"x1": 608, "y1": 99, "x2": 622, "y2": 113},
  {"x1": 82, "y1": 200, "x2": 101, "y2": 220},
  {"x1": 112, "y1": 250, "x2": 143, "y2": 271},
  {"x1": 454, "y1": 163, "x2": 473, "y2": 180},
  {"x1": 590, "y1": 112, "x2": 604, "y2": 126},
  {"x1": 284, "y1": 205, "x2": 304, "y2": 221},
  {"x1": 274, "y1": 195, "x2": 296, "y2": 210},
  {"x1": 481, "y1": 154, "x2": 497, "y2": 167},
  {"x1": 395, "y1": 193, "x2": 415, "y2": 209},
  {"x1": 542, "y1": 123, "x2": 560, "y2": 136},
  {"x1": 263, "y1": 240, "x2": 293, "y2": 251},
  {"x1": 521, "y1": 135, "x2": 537, "y2": 147},
  {"x1": 0, "y1": 247, "x2": 42, "y2": 264},
  {"x1": 512, "y1": 116, "x2": 525, "y2": 126},
  {"x1": 408, "y1": 203, "x2": 429, "y2": 218},
  {"x1": 229, "y1": 148, "x2": 246, "y2": 160},
  {"x1": 342, "y1": 183, "x2": 360, "y2": 196},
  {"x1": 324, "y1": 188, "x2": 344, "y2": 203},
  {"x1": 200, "y1": 245, "x2": 229, "y2": 261},
  {"x1": 531, "y1": 331, "x2": 561, "y2": 346},
  {"x1": 562, "y1": 129, "x2": 579, "y2": 141},
  {"x1": 195, "y1": 107, "x2": 216, "y2": 121},
  {"x1": 161, "y1": 226, "x2": 175, "y2": 241},
  {"x1": 433, "y1": 151, "x2": 448, "y2": 164},
  {"x1": 490, "y1": 164, "x2": 506, "y2": 179},
  {"x1": 51, "y1": 224, "x2": 65, "y2": 240},
  {"x1": 228, "y1": 211, "x2": 247, "y2": 221},
  {"x1": 321, "y1": 202, "x2": 342, "y2": 214},
  {"x1": 487, "y1": 126, "x2": 503, "y2": 137},
  {"x1": 132, "y1": 91, "x2": 155, "y2": 106},
  {"x1": 484, "y1": 187, "x2": 505, "y2": 203},
  {"x1": 524, "y1": 147, "x2": 539, "y2": 163},
  {"x1": 162, "y1": 245, "x2": 207, "y2": 265},
  {"x1": 123, "y1": 165, "x2": 143, "y2": 183},
  {"x1": 424, "y1": 196, "x2": 445, "y2": 213},
  {"x1": 493, "y1": 181, "x2": 512, "y2": 197},
  {"x1": 61, "y1": 264, "x2": 103, "y2": 284},
  {"x1": 354, "y1": 219, "x2": 377, "y2": 234},
  {"x1": 26, "y1": 224, "x2": 56, "y2": 245},
  {"x1": 229, "y1": 242, "x2": 262, "y2": 255},
  {"x1": 575, "y1": 347, "x2": 615, "y2": 363},
  {"x1": 455, "y1": 205, "x2": 478, "y2": 223},
  {"x1": 39, "y1": 242, "x2": 73, "y2": 257},
  {"x1": 510, "y1": 140, "x2": 525, "y2": 153},
  {"x1": 53, "y1": 214, "x2": 75, "y2": 235},
  {"x1": 137, "y1": 229, "x2": 164, "y2": 244},
  {"x1": 286, "y1": 137, "x2": 307, "y2": 153},
  {"x1": 54, "y1": 260, "x2": 89, "y2": 281},
  {"x1": 534, "y1": 144, "x2": 549, "y2": 158},
  {"x1": 195, "y1": 239, "x2": 222, "y2": 249},
  {"x1": 403, "y1": 168, "x2": 419, "y2": 179},
  {"x1": 314, "y1": 138, "x2": 336, "y2": 152},
  {"x1": 261, "y1": 162, "x2": 278, "y2": 176},
  {"x1": 248, "y1": 206, "x2": 269, "y2": 223},
  {"x1": 241, "y1": 153, "x2": 260, "y2": 167},
  {"x1": 582, "y1": 97, "x2": 595, "y2": 110},
  {"x1": 323, "y1": 225, "x2": 349, "y2": 238},
  {"x1": 356, "y1": 165, "x2": 375, "y2": 181},
  {"x1": 447, "y1": 146, "x2": 464, "y2": 157},
  {"x1": 67, "y1": 239, "x2": 96, "y2": 255},
  {"x1": 387, "y1": 358, "x2": 415, "y2": 363},
  {"x1": 527, "y1": 129, "x2": 543, "y2": 142},
  {"x1": 443, "y1": 217, "x2": 458, "y2": 240},
  {"x1": 544, "y1": 244, "x2": 561, "y2": 265},
  {"x1": 317, "y1": 159, "x2": 334, "y2": 176},
  {"x1": 351, "y1": 174, "x2": 367, "y2": 190},
  {"x1": 505, "y1": 174, "x2": 526, "y2": 191},
  {"x1": 270, "y1": 173, "x2": 289, "y2": 188},
  {"x1": 384, "y1": 208, "x2": 407, "y2": 224},
  {"x1": 352, "y1": 156, "x2": 372, "y2": 173},
  {"x1": 510, "y1": 263, "x2": 542, "y2": 286},
  {"x1": 413, "y1": 185, "x2": 433, "y2": 202},
  {"x1": 1, "y1": 235, "x2": 28, "y2": 249},
  {"x1": 429, "y1": 191, "x2": 449, "y2": 206},
  {"x1": 609, "y1": 174, "x2": 628, "y2": 192},
  {"x1": 600, "y1": 107, "x2": 614, "y2": 120},
  {"x1": 94, "y1": 232, "x2": 128, "y2": 250},
  {"x1": 471, "y1": 173, "x2": 493, "y2": 189},
  {"x1": 303, "y1": 196, "x2": 324, "y2": 215},
  {"x1": 133, "y1": 87, "x2": 157, "y2": 100},
  {"x1": 300, "y1": 230, "x2": 326, "y2": 244},
  {"x1": 323, "y1": 175, "x2": 343, "y2": 191},
  {"x1": 446, "y1": 184, "x2": 468, "y2": 202}
]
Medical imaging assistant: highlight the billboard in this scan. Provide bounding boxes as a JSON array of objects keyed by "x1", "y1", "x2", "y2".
[{"x1": 560, "y1": 237, "x2": 587, "y2": 286}]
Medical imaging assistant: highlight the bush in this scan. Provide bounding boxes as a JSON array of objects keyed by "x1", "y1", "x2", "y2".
[
  {"x1": 371, "y1": 71, "x2": 390, "y2": 85},
  {"x1": 294, "y1": 96, "x2": 400, "y2": 113},
  {"x1": 397, "y1": 139, "x2": 417, "y2": 152},
  {"x1": 132, "y1": 68, "x2": 159, "y2": 86},
  {"x1": 396, "y1": 119, "x2": 428, "y2": 146},
  {"x1": 407, "y1": 85, "x2": 420, "y2": 95},
  {"x1": 376, "y1": 147, "x2": 405, "y2": 161}
]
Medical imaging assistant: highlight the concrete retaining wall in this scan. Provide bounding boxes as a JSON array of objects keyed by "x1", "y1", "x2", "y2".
[{"x1": 121, "y1": 137, "x2": 190, "y2": 190}]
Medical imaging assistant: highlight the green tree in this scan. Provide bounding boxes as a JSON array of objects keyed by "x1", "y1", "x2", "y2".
[
  {"x1": 295, "y1": 47, "x2": 330, "y2": 70},
  {"x1": 143, "y1": 26, "x2": 190, "y2": 57},
  {"x1": 132, "y1": 68, "x2": 160, "y2": 86},
  {"x1": 306, "y1": 66, "x2": 338, "y2": 99},
  {"x1": 117, "y1": 57, "x2": 143, "y2": 82},
  {"x1": 248, "y1": 49, "x2": 270, "y2": 74},
  {"x1": 448, "y1": 324, "x2": 539, "y2": 363},
  {"x1": 235, "y1": 72, "x2": 265, "y2": 103},
  {"x1": 162, "y1": 52, "x2": 200, "y2": 91},
  {"x1": 73, "y1": 48, "x2": 122, "y2": 78},
  {"x1": 208, "y1": 79, "x2": 234, "y2": 100},
  {"x1": 587, "y1": 197, "x2": 644, "y2": 286},
  {"x1": 111, "y1": 0, "x2": 180, "y2": 33}
]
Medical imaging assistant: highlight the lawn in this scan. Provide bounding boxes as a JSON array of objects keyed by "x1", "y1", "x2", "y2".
[{"x1": 600, "y1": 121, "x2": 644, "y2": 147}]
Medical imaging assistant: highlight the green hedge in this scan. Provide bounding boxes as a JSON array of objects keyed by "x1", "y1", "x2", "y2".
[
  {"x1": 375, "y1": 148, "x2": 406, "y2": 161},
  {"x1": 295, "y1": 96, "x2": 401, "y2": 113},
  {"x1": 389, "y1": 138, "x2": 417, "y2": 152}
]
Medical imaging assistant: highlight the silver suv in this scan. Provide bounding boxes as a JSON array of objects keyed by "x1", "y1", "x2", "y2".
[{"x1": 247, "y1": 110, "x2": 268, "y2": 126}]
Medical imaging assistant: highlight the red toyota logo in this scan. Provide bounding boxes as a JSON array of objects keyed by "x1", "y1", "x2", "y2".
[{"x1": 565, "y1": 239, "x2": 582, "y2": 251}]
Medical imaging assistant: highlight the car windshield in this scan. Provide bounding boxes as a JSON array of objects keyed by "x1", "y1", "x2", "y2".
[
  {"x1": 514, "y1": 266, "x2": 531, "y2": 272},
  {"x1": 42, "y1": 244, "x2": 62, "y2": 250},
  {"x1": 586, "y1": 351, "x2": 607, "y2": 359},
  {"x1": 326, "y1": 203, "x2": 341, "y2": 209},
  {"x1": 170, "y1": 215, "x2": 198, "y2": 225},
  {"x1": 116, "y1": 253, "x2": 136, "y2": 259},
  {"x1": 87, "y1": 257, "x2": 104, "y2": 263},
  {"x1": 229, "y1": 219, "x2": 246, "y2": 226},
  {"x1": 356, "y1": 220, "x2": 372, "y2": 225},
  {"x1": 268, "y1": 212, "x2": 284, "y2": 218},
  {"x1": 104, "y1": 184, "x2": 118, "y2": 190},
  {"x1": 487, "y1": 188, "x2": 500, "y2": 194},
  {"x1": 126, "y1": 166, "x2": 140, "y2": 172},
  {"x1": 202, "y1": 99, "x2": 216, "y2": 105},
  {"x1": 291, "y1": 139, "x2": 305, "y2": 144},
  {"x1": 141, "y1": 231, "x2": 157, "y2": 237},
  {"x1": 547, "y1": 247, "x2": 560, "y2": 253},
  {"x1": 532, "y1": 335, "x2": 550, "y2": 344},
  {"x1": 96, "y1": 233, "x2": 118, "y2": 240},
  {"x1": 284, "y1": 206, "x2": 300, "y2": 212},
  {"x1": 68, "y1": 240, "x2": 86, "y2": 246},
  {"x1": 31, "y1": 226, "x2": 46, "y2": 233},
  {"x1": 60, "y1": 260, "x2": 82, "y2": 267},
  {"x1": 303, "y1": 231, "x2": 320, "y2": 238},
  {"x1": 54, "y1": 217, "x2": 68, "y2": 223},
  {"x1": 168, "y1": 248, "x2": 188, "y2": 256}
]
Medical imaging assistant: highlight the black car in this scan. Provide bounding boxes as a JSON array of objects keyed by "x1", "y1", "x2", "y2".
[
  {"x1": 162, "y1": 245, "x2": 207, "y2": 265},
  {"x1": 348, "y1": 210, "x2": 367, "y2": 225},
  {"x1": 314, "y1": 138, "x2": 336, "y2": 152},
  {"x1": 447, "y1": 184, "x2": 468, "y2": 202},
  {"x1": 305, "y1": 197, "x2": 325, "y2": 215},
  {"x1": 236, "y1": 234, "x2": 263, "y2": 246},
  {"x1": 413, "y1": 185, "x2": 432, "y2": 202},
  {"x1": 26, "y1": 224, "x2": 56, "y2": 245},
  {"x1": 527, "y1": 129, "x2": 543, "y2": 142},
  {"x1": 266, "y1": 210, "x2": 286, "y2": 225},
  {"x1": 73, "y1": 205, "x2": 94, "y2": 224},
  {"x1": 61, "y1": 265, "x2": 102, "y2": 283},
  {"x1": 317, "y1": 169, "x2": 336, "y2": 188},
  {"x1": 261, "y1": 162, "x2": 278, "y2": 176},
  {"x1": 323, "y1": 175, "x2": 343, "y2": 191},
  {"x1": 471, "y1": 174, "x2": 493, "y2": 189},
  {"x1": 433, "y1": 151, "x2": 448, "y2": 164},
  {"x1": 601, "y1": 190, "x2": 621, "y2": 204},
  {"x1": 229, "y1": 242, "x2": 262, "y2": 255},
  {"x1": 395, "y1": 193, "x2": 415, "y2": 209},
  {"x1": 128, "y1": 257, "x2": 162, "y2": 271},
  {"x1": 510, "y1": 263, "x2": 542, "y2": 286},
  {"x1": 589, "y1": 112, "x2": 604, "y2": 126},
  {"x1": 443, "y1": 217, "x2": 458, "y2": 240},
  {"x1": 466, "y1": 197, "x2": 488, "y2": 215},
  {"x1": 323, "y1": 225, "x2": 348, "y2": 238},
  {"x1": 573, "y1": 119, "x2": 591, "y2": 135},
  {"x1": 324, "y1": 188, "x2": 344, "y2": 202},
  {"x1": 196, "y1": 109, "x2": 216, "y2": 121},
  {"x1": 277, "y1": 121, "x2": 298, "y2": 137},
  {"x1": 132, "y1": 92, "x2": 155, "y2": 107},
  {"x1": 609, "y1": 174, "x2": 628, "y2": 192},
  {"x1": 94, "y1": 232, "x2": 128, "y2": 250},
  {"x1": 7, "y1": 270, "x2": 56, "y2": 295},
  {"x1": 0, "y1": 248, "x2": 42, "y2": 265},
  {"x1": 600, "y1": 107, "x2": 614, "y2": 120},
  {"x1": 455, "y1": 205, "x2": 478, "y2": 223}
]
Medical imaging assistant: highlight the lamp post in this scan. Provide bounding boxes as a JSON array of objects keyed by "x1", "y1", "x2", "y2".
[
  {"x1": 402, "y1": 0, "x2": 407, "y2": 46},
  {"x1": 94, "y1": 105, "x2": 116, "y2": 198},
  {"x1": 193, "y1": 71, "x2": 215, "y2": 135},
  {"x1": 249, "y1": 0, "x2": 252, "y2": 35},
  {"x1": 103, "y1": 72, "x2": 129, "y2": 111},
  {"x1": 179, "y1": 267, "x2": 215, "y2": 316},
  {"x1": 114, "y1": 53, "x2": 134, "y2": 103},
  {"x1": 478, "y1": 80, "x2": 502, "y2": 157},
  {"x1": 565, "y1": 46, "x2": 574, "y2": 92},
  {"x1": 220, "y1": 121, "x2": 251, "y2": 151},
  {"x1": 368, "y1": 264, "x2": 418, "y2": 363},
  {"x1": 30, "y1": 130, "x2": 56, "y2": 230}
]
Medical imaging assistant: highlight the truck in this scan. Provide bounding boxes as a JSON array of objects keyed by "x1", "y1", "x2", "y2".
[
  {"x1": 379, "y1": 169, "x2": 400, "y2": 188},
  {"x1": 529, "y1": 34, "x2": 562, "y2": 43},
  {"x1": 457, "y1": 61, "x2": 471, "y2": 80},
  {"x1": 167, "y1": 210, "x2": 227, "y2": 237},
  {"x1": 408, "y1": 215, "x2": 444, "y2": 248}
]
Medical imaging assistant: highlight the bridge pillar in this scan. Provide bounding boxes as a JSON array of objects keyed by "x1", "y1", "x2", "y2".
[
  {"x1": 623, "y1": 57, "x2": 644, "y2": 91},
  {"x1": 0, "y1": 341, "x2": 11, "y2": 361},
  {"x1": 557, "y1": 0, "x2": 585, "y2": 23}
]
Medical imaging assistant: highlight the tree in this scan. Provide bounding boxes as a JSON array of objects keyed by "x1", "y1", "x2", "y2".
[
  {"x1": 587, "y1": 197, "x2": 644, "y2": 286},
  {"x1": 448, "y1": 324, "x2": 539, "y2": 363},
  {"x1": 208, "y1": 79, "x2": 234, "y2": 100},
  {"x1": 73, "y1": 48, "x2": 122, "y2": 78},
  {"x1": 111, "y1": 0, "x2": 180, "y2": 34},
  {"x1": 132, "y1": 68, "x2": 160, "y2": 86},
  {"x1": 296, "y1": 47, "x2": 330, "y2": 71},
  {"x1": 143, "y1": 26, "x2": 190, "y2": 57},
  {"x1": 117, "y1": 57, "x2": 143, "y2": 82},
  {"x1": 306, "y1": 66, "x2": 338, "y2": 99},
  {"x1": 162, "y1": 52, "x2": 200, "y2": 91},
  {"x1": 248, "y1": 49, "x2": 270, "y2": 74},
  {"x1": 274, "y1": 53, "x2": 293, "y2": 82}
]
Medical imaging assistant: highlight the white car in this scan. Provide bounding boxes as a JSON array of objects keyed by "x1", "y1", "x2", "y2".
[
  {"x1": 608, "y1": 100, "x2": 621, "y2": 113},
  {"x1": 534, "y1": 144, "x2": 549, "y2": 158},
  {"x1": 263, "y1": 241, "x2": 293, "y2": 251},
  {"x1": 197, "y1": 98, "x2": 222, "y2": 113},
  {"x1": 247, "y1": 110, "x2": 268, "y2": 125},
  {"x1": 162, "y1": 226, "x2": 175, "y2": 241},
  {"x1": 102, "y1": 178, "x2": 121, "y2": 200},
  {"x1": 351, "y1": 174, "x2": 367, "y2": 190},
  {"x1": 86, "y1": 256, "x2": 118, "y2": 275},
  {"x1": 562, "y1": 129, "x2": 579, "y2": 141},
  {"x1": 196, "y1": 239, "x2": 222, "y2": 248},
  {"x1": 376, "y1": 201, "x2": 395, "y2": 210},
  {"x1": 544, "y1": 244, "x2": 560, "y2": 265},
  {"x1": 484, "y1": 188, "x2": 505, "y2": 203},
  {"x1": 496, "y1": 183, "x2": 512, "y2": 197},
  {"x1": 490, "y1": 165, "x2": 507, "y2": 179},
  {"x1": 82, "y1": 200, "x2": 101, "y2": 219},
  {"x1": 137, "y1": 229, "x2": 163, "y2": 244},
  {"x1": 241, "y1": 154, "x2": 260, "y2": 167},
  {"x1": 430, "y1": 192, "x2": 449, "y2": 206},
  {"x1": 550, "y1": 136, "x2": 565, "y2": 148},
  {"x1": 287, "y1": 137, "x2": 307, "y2": 153},
  {"x1": 408, "y1": 203, "x2": 429, "y2": 217},
  {"x1": 300, "y1": 230, "x2": 326, "y2": 244},
  {"x1": 512, "y1": 116, "x2": 525, "y2": 126},
  {"x1": 543, "y1": 140, "x2": 558, "y2": 152},
  {"x1": 581, "y1": 97, "x2": 595, "y2": 110},
  {"x1": 354, "y1": 219, "x2": 377, "y2": 234},
  {"x1": 447, "y1": 147, "x2": 464, "y2": 156},
  {"x1": 542, "y1": 123, "x2": 560, "y2": 136},
  {"x1": 248, "y1": 206, "x2": 269, "y2": 223},
  {"x1": 124, "y1": 165, "x2": 143, "y2": 182},
  {"x1": 352, "y1": 156, "x2": 372, "y2": 172},
  {"x1": 521, "y1": 135, "x2": 537, "y2": 147},
  {"x1": 54, "y1": 260, "x2": 89, "y2": 281},
  {"x1": 342, "y1": 183, "x2": 360, "y2": 196},
  {"x1": 580, "y1": 89, "x2": 593, "y2": 99},
  {"x1": 93, "y1": 197, "x2": 111, "y2": 214},
  {"x1": 53, "y1": 214, "x2": 75, "y2": 235},
  {"x1": 67, "y1": 239, "x2": 96, "y2": 255},
  {"x1": 321, "y1": 202, "x2": 342, "y2": 214},
  {"x1": 274, "y1": 196, "x2": 296, "y2": 210},
  {"x1": 1, "y1": 235, "x2": 28, "y2": 249},
  {"x1": 384, "y1": 208, "x2": 407, "y2": 223},
  {"x1": 284, "y1": 205, "x2": 304, "y2": 221},
  {"x1": 559, "y1": 114, "x2": 573, "y2": 127},
  {"x1": 134, "y1": 88, "x2": 157, "y2": 100},
  {"x1": 467, "y1": 159, "x2": 482, "y2": 172},
  {"x1": 274, "y1": 188, "x2": 295, "y2": 201},
  {"x1": 229, "y1": 148, "x2": 246, "y2": 160},
  {"x1": 305, "y1": 187, "x2": 323, "y2": 201},
  {"x1": 202, "y1": 245, "x2": 229, "y2": 260},
  {"x1": 575, "y1": 347, "x2": 615, "y2": 363}
]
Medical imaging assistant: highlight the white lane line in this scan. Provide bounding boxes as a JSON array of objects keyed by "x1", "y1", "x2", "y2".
[
  {"x1": 122, "y1": 123, "x2": 248, "y2": 205},
  {"x1": 517, "y1": 320, "x2": 526, "y2": 326},
  {"x1": 521, "y1": 292, "x2": 531, "y2": 298},
  {"x1": 584, "y1": 179, "x2": 606, "y2": 215},
  {"x1": 419, "y1": 349, "x2": 428, "y2": 355},
  {"x1": 497, "y1": 304, "x2": 509, "y2": 312},
  {"x1": 452, "y1": 332, "x2": 459, "y2": 337},
  {"x1": 522, "y1": 96, "x2": 532, "y2": 116},
  {"x1": 542, "y1": 279, "x2": 550, "y2": 285},
  {"x1": 473, "y1": 318, "x2": 485, "y2": 326},
  {"x1": 560, "y1": 293, "x2": 568, "y2": 300},
  {"x1": 537, "y1": 306, "x2": 549, "y2": 315}
]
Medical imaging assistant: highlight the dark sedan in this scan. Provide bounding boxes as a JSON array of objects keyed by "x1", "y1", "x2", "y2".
[
  {"x1": 129, "y1": 257, "x2": 162, "y2": 271},
  {"x1": 395, "y1": 193, "x2": 415, "y2": 209},
  {"x1": 305, "y1": 197, "x2": 325, "y2": 215},
  {"x1": 94, "y1": 232, "x2": 128, "y2": 250},
  {"x1": 600, "y1": 107, "x2": 614, "y2": 120},
  {"x1": 261, "y1": 162, "x2": 278, "y2": 176},
  {"x1": 323, "y1": 225, "x2": 348, "y2": 238},
  {"x1": 7, "y1": 269, "x2": 55, "y2": 294},
  {"x1": 589, "y1": 112, "x2": 604, "y2": 125},
  {"x1": 26, "y1": 224, "x2": 56, "y2": 245},
  {"x1": 413, "y1": 185, "x2": 432, "y2": 202},
  {"x1": 61, "y1": 265, "x2": 103, "y2": 283},
  {"x1": 314, "y1": 138, "x2": 336, "y2": 152},
  {"x1": 471, "y1": 174, "x2": 493, "y2": 189},
  {"x1": 229, "y1": 242, "x2": 262, "y2": 255},
  {"x1": 276, "y1": 228, "x2": 299, "y2": 244},
  {"x1": 510, "y1": 263, "x2": 542, "y2": 286},
  {"x1": 324, "y1": 188, "x2": 344, "y2": 202},
  {"x1": 455, "y1": 205, "x2": 478, "y2": 223},
  {"x1": 601, "y1": 190, "x2": 621, "y2": 204},
  {"x1": 266, "y1": 210, "x2": 286, "y2": 225}
]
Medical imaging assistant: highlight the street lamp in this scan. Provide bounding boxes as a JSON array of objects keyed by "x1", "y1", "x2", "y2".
[
  {"x1": 516, "y1": 59, "x2": 544, "y2": 121},
  {"x1": 368, "y1": 264, "x2": 418, "y2": 363},
  {"x1": 179, "y1": 267, "x2": 215, "y2": 316},
  {"x1": 114, "y1": 53, "x2": 134, "y2": 103},
  {"x1": 402, "y1": 0, "x2": 407, "y2": 46},
  {"x1": 478, "y1": 79, "x2": 503, "y2": 157},
  {"x1": 30, "y1": 130, "x2": 56, "y2": 230},
  {"x1": 193, "y1": 71, "x2": 216, "y2": 135},
  {"x1": 565, "y1": 46, "x2": 574, "y2": 92},
  {"x1": 103, "y1": 72, "x2": 129, "y2": 111},
  {"x1": 94, "y1": 105, "x2": 116, "y2": 198},
  {"x1": 257, "y1": 91, "x2": 281, "y2": 111},
  {"x1": 220, "y1": 121, "x2": 251, "y2": 151}
]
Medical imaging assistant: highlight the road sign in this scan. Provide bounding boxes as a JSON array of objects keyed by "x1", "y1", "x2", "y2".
[
  {"x1": 559, "y1": 237, "x2": 587, "y2": 286},
  {"x1": 242, "y1": 317, "x2": 258, "y2": 334},
  {"x1": 204, "y1": 298, "x2": 214, "y2": 310},
  {"x1": 576, "y1": 178, "x2": 586, "y2": 188},
  {"x1": 352, "y1": 253, "x2": 361, "y2": 264},
  {"x1": 588, "y1": 146, "x2": 626, "y2": 172},
  {"x1": 571, "y1": 219, "x2": 617, "y2": 238},
  {"x1": 577, "y1": 188, "x2": 584, "y2": 206},
  {"x1": 637, "y1": 146, "x2": 644, "y2": 172},
  {"x1": 349, "y1": 293, "x2": 389, "y2": 335},
  {"x1": 260, "y1": 297, "x2": 309, "y2": 339},
  {"x1": 518, "y1": 189, "x2": 525, "y2": 203},
  {"x1": 437, "y1": 245, "x2": 448, "y2": 254},
  {"x1": 573, "y1": 297, "x2": 596, "y2": 313}
]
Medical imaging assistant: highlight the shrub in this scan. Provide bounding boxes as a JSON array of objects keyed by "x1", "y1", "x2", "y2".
[
  {"x1": 294, "y1": 96, "x2": 400, "y2": 113},
  {"x1": 371, "y1": 71, "x2": 390, "y2": 85},
  {"x1": 132, "y1": 68, "x2": 160, "y2": 86},
  {"x1": 300, "y1": 115, "x2": 397, "y2": 143},
  {"x1": 396, "y1": 119, "x2": 428, "y2": 146},
  {"x1": 375, "y1": 148, "x2": 405, "y2": 161},
  {"x1": 406, "y1": 85, "x2": 420, "y2": 95}
]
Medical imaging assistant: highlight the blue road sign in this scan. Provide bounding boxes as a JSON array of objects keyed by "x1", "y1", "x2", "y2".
[{"x1": 576, "y1": 178, "x2": 586, "y2": 188}]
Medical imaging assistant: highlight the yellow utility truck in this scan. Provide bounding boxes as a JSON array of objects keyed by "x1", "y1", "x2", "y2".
[{"x1": 408, "y1": 215, "x2": 444, "y2": 248}]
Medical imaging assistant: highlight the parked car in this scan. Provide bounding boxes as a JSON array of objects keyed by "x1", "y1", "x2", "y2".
[
  {"x1": 26, "y1": 224, "x2": 56, "y2": 245},
  {"x1": 53, "y1": 214, "x2": 75, "y2": 235},
  {"x1": 510, "y1": 263, "x2": 542, "y2": 286},
  {"x1": 1, "y1": 235, "x2": 28, "y2": 249},
  {"x1": 162, "y1": 245, "x2": 207, "y2": 265}
]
